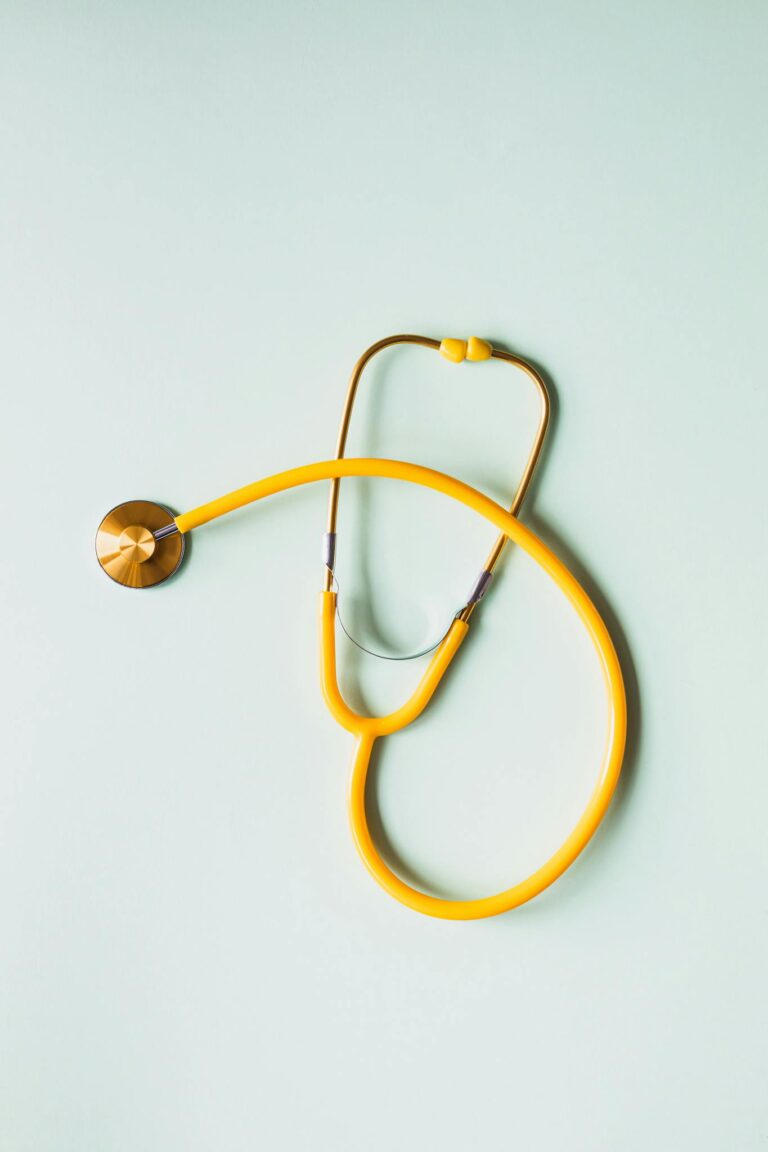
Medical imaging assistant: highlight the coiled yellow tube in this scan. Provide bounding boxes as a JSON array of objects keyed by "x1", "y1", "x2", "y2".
[{"x1": 176, "y1": 458, "x2": 626, "y2": 920}]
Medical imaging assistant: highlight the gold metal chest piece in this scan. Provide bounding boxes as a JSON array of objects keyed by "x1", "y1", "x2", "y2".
[{"x1": 95, "y1": 500, "x2": 184, "y2": 588}]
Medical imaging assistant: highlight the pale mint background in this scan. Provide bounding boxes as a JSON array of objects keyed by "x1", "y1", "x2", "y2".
[{"x1": 1, "y1": 2, "x2": 766, "y2": 1149}]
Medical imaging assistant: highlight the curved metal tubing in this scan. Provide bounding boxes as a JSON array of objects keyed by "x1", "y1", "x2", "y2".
[{"x1": 323, "y1": 335, "x2": 551, "y2": 627}]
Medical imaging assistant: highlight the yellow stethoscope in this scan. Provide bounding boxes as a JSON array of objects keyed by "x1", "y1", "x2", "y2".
[{"x1": 95, "y1": 334, "x2": 627, "y2": 920}]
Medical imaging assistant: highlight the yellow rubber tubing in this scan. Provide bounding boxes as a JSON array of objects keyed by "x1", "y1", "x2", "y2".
[{"x1": 175, "y1": 458, "x2": 627, "y2": 920}]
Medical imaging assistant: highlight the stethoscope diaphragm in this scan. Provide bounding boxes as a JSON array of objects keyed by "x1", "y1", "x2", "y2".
[{"x1": 95, "y1": 499, "x2": 185, "y2": 589}]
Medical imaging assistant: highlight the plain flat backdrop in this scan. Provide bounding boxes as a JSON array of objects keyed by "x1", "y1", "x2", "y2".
[{"x1": 1, "y1": 2, "x2": 766, "y2": 1149}]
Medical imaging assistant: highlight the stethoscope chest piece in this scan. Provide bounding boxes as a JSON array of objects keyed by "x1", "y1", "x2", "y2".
[{"x1": 95, "y1": 499, "x2": 184, "y2": 589}]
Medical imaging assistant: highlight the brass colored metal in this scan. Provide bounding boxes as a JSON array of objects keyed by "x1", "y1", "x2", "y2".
[
  {"x1": 96, "y1": 500, "x2": 184, "y2": 588},
  {"x1": 324, "y1": 335, "x2": 550, "y2": 622},
  {"x1": 325, "y1": 334, "x2": 440, "y2": 556}
]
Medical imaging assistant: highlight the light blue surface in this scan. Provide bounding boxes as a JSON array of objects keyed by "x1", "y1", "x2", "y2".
[{"x1": 1, "y1": 2, "x2": 766, "y2": 1148}]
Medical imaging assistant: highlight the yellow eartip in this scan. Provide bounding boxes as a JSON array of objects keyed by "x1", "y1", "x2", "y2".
[
  {"x1": 466, "y1": 336, "x2": 493, "y2": 361},
  {"x1": 439, "y1": 338, "x2": 468, "y2": 363}
]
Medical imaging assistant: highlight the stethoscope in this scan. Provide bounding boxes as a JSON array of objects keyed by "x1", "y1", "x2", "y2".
[{"x1": 95, "y1": 334, "x2": 627, "y2": 920}]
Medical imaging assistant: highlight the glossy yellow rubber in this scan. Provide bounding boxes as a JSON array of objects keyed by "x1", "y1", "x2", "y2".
[
  {"x1": 175, "y1": 458, "x2": 626, "y2": 920},
  {"x1": 438, "y1": 336, "x2": 493, "y2": 363},
  {"x1": 320, "y1": 592, "x2": 469, "y2": 738},
  {"x1": 466, "y1": 335, "x2": 493, "y2": 361},
  {"x1": 438, "y1": 337, "x2": 468, "y2": 363}
]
